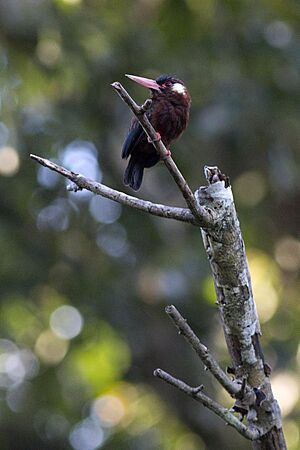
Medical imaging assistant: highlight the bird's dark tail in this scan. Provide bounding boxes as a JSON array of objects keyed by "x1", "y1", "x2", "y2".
[{"x1": 124, "y1": 158, "x2": 144, "y2": 190}]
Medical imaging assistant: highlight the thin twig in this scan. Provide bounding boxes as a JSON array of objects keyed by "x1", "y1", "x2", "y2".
[
  {"x1": 111, "y1": 81, "x2": 213, "y2": 228},
  {"x1": 30, "y1": 154, "x2": 198, "y2": 225},
  {"x1": 154, "y1": 369, "x2": 261, "y2": 441},
  {"x1": 165, "y1": 305, "x2": 241, "y2": 396}
]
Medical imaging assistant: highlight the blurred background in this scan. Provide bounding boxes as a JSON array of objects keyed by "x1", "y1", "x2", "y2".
[{"x1": 0, "y1": 0, "x2": 299, "y2": 449}]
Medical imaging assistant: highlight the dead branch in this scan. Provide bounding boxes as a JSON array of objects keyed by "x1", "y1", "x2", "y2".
[
  {"x1": 30, "y1": 83, "x2": 287, "y2": 449},
  {"x1": 30, "y1": 154, "x2": 197, "y2": 225},
  {"x1": 194, "y1": 166, "x2": 286, "y2": 449},
  {"x1": 165, "y1": 305, "x2": 241, "y2": 397},
  {"x1": 154, "y1": 369, "x2": 261, "y2": 441}
]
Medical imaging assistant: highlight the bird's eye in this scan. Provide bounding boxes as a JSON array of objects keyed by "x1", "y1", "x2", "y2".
[
  {"x1": 161, "y1": 81, "x2": 171, "y2": 89},
  {"x1": 160, "y1": 80, "x2": 172, "y2": 90}
]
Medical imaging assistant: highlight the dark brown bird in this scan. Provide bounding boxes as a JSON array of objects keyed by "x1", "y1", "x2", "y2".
[{"x1": 122, "y1": 74, "x2": 191, "y2": 190}]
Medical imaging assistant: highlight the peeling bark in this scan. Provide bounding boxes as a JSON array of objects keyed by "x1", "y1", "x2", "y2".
[
  {"x1": 195, "y1": 167, "x2": 286, "y2": 449},
  {"x1": 32, "y1": 84, "x2": 287, "y2": 449}
]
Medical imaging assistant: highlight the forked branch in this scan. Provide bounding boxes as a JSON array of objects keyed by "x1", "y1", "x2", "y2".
[
  {"x1": 154, "y1": 369, "x2": 260, "y2": 441},
  {"x1": 31, "y1": 82, "x2": 214, "y2": 228},
  {"x1": 30, "y1": 83, "x2": 286, "y2": 449},
  {"x1": 165, "y1": 305, "x2": 241, "y2": 397}
]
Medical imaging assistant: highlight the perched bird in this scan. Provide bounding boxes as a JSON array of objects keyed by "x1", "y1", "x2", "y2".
[{"x1": 122, "y1": 74, "x2": 191, "y2": 190}]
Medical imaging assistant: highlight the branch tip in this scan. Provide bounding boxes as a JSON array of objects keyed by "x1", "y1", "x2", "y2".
[
  {"x1": 153, "y1": 368, "x2": 163, "y2": 378},
  {"x1": 153, "y1": 368, "x2": 260, "y2": 441},
  {"x1": 203, "y1": 165, "x2": 230, "y2": 187},
  {"x1": 111, "y1": 81, "x2": 213, "y2": 227},
  {"x1": 30, "y1": 155, "x2": 198, "y2": 225},
  {"x1": 111, "y1": 81, "x2": 120, "y2": 89},
  {"x1": 165, "y1": 305, "x2": 175, "y2": 314},
  {"x1": 164, "y1": 305, "x2": 240, "y2": 396}
]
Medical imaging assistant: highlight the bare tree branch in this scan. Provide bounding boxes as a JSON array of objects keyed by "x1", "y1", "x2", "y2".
[
  {"x1": 154, "y1": 368, "x2": 261, "y2": 441},
  {"x1": 111, "y1": 81, "x2": 213, "y2": 227},
  {"x1": 165, "y1": 305, "x2": 241, "y2": 397},
  {"x1": 195, "y1": 166, "x2": 287, "y2": 449},
  {"x1": 30, "y1": 81, "x2": 286, "y2": 447},
  {"x1": 152, "y1": 167, "x2": 286, "y2": 448},
  {"x1": 30, "y1": 154, "x2": 198, "y2": 225}
]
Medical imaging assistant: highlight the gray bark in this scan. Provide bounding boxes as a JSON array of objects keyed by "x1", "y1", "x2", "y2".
[
  {"x1": 195, "y1": 166, "x2": 286, "y2": 449},
  {"x1": 31, "y1": 82, "x2": 287, "y2": 449}
]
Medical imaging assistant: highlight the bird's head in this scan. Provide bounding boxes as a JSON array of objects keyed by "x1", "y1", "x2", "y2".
[{"x1": 125, "y1": 73, "x2": 189, "y2": 101}]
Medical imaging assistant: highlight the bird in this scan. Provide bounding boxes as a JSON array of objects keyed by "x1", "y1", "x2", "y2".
[{"x1": 121, "y1": 74, "x2": 191, "y2": 190}]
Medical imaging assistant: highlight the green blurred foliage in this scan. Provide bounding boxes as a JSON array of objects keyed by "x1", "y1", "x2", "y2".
[{"x1": 0, "y1": 0, "x2": 299, "y2": 449}]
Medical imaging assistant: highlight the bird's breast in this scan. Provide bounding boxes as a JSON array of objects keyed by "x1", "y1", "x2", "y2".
[{"x1": 151, "y1": 99, "x2": 189, "y2": 145}]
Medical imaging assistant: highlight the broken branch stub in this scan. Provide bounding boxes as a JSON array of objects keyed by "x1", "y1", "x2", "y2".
[{"x1": 195, "y1": 166, "x2": 286, "y2": 449}]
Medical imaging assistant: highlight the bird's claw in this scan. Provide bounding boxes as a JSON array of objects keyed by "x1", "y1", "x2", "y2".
[
  {"x1": 161, "y1": 149, "x2": 171, "y2": 160},
  {"x1": 147, "y1": 132, "x2": 171, "y2": 160},
  {"x1": 147, "y1": 132, "x2": 161, "y2": 144}
]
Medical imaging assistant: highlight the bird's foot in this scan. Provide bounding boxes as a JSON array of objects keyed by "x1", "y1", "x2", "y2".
[
  {"x1": 147, "y1": 132, "x2": 161, "y2": 144},
  {"x1": 161, "y1": 149, "x2": 171, "y2": 161}
]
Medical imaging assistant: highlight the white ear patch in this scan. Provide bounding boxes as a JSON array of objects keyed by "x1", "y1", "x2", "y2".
[{"x1": 172, "y1": 83, "x2": 186, "y2": 94}]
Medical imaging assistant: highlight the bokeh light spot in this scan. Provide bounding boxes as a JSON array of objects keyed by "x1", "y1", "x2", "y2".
[
  {"x1": 62, "y1": 140, "x2": 101, "y2": 201},
  {"x1": 6, "y1": 382, "x2": 31, "y2": 412},
  {"x1": 274, "y1": 236, "x2": 300, "y2": 272},
  {"x1": 50, "y1": 305, "x2": 83, "y2": 340},
  {"x1": 138, "y1": 267, "x2": 187, "y2": 304},
  {"x1": 202, "y1": 276, "x2": 216, "y2": 305},
  {"x1": 96, "y1": 224, "x2": 129, "y2": 258},
  {"x1": 36, "y1": 39, "x2": 62, "y2": 67},
  {"x1": 264, "y1": 21, "x2": 293, "y2": 49},
  {"x1": 69, "y1": 418, "x2": 104, "y2": 450},
  {"x1": 0, "y1": 146, "x2": 20, "y2": 176},
  {"x1": 35, "y1": 330, "x2": 69, "y2": 365},
  {"x1": 175, "y1": 432, "x2": 206, "y2": 450},
  {"x1": 126, "y1": 390, "x2": 164, "y2": 435},
  {"x1": 234, "y1": 170, "x2": 267, "y2": 206},
  {"x1": 89, "y1": 196, "x2": 121, "y2": 224},
  {"x1": 284, "y1": 420, "x2": 300, "y2": 450},
  {"x1": 37, "y1": 199, "x2": 70, "y2": 231},
  {"x1": 158, "y1": 270, "x2": 187, "y2": 300},
  {"x1": 66, "y1": 324, "x2": 131, "y2": 392},
  {"x1": 92, "y1": 395, "x2": 125, "y2": 428},
  {"x1": 0, "y1": 340, "x2": 39, "y2": 388},
  {"x1": 61, "y1": 0, "x2": 81, "y2": 4},
  {"x1": 37, "y1": 164, "x2": 60, "y2": 189},
  {"x1": 248, "y1": 250, "x2": 280, "y2": 323},
  {"x1": 272, "y1": 372, "x2": 299, "y2": 416},
  {"x1": 18, "y1": 349, "x2": 39, "y2": 380}
]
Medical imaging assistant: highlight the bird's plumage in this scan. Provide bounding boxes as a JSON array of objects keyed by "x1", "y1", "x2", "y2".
[
  {"x1": 122, "y1": 74, "x2": 191, "y2": 190},
  {"x1": 121, "y1": 122, "x2": 143, "y2": 160}
]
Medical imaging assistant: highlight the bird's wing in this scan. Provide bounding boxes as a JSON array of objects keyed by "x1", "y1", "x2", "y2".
[{"x1": 121, "y1": 118, "x2": 145, "y2": 159}]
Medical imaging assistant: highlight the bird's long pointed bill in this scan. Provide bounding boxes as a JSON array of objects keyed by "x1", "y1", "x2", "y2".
[{"x1": 125, "y1": 74, "x2": 160, "y2": 91}]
